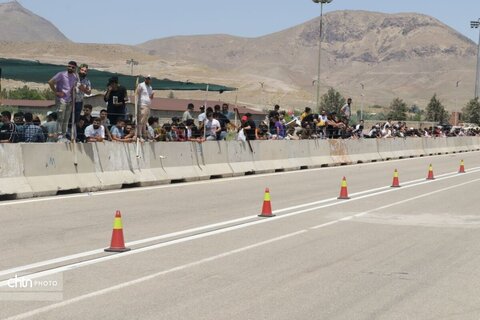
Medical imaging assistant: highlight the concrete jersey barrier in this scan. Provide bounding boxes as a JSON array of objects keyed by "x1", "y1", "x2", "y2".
[{"x1": 1, "y1": 137, "x2": 480, "y2": 200}]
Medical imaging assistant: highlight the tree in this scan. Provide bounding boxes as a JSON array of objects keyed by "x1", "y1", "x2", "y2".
[
  {"x1": 319, "y1": 88, "x2": 345, "y2": 114},
  {"x1": 387, "y1": 98, "x2": 407, "y2": 120},
  {"x1": 462, "y1": 98, "x2": 480, "y2": 125},
  {"x1": 425, "y1": 94, "x2": 449, "y2": 123}
]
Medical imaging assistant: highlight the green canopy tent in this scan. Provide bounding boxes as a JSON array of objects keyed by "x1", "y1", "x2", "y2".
[{"x1": 0, "y1": 58, "x2": 236, "y2": 92}]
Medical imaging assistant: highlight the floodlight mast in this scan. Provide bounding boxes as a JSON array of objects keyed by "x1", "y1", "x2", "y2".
[
  {"x1": 312, "y1": 0, "x2": 333, "y2": 111},
  {"x1": 471, "y1": 19, "x2": 480, "y2": 99}
]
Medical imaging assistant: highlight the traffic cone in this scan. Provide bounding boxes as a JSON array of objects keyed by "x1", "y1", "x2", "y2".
[
  {"x1": 258, "y1": 188, "x2": 275, "y2": 217},
  {"x1": 391, "y1": 169, "x2": 401, "y2": 187},
  {"x1": 338, "y1": 176, "x2": 350, "y2": 199},
  {"x1": 459, "y1": 160, "x2": 466, "y2": 173},
  {"x1": 105, "y1": 210, "x2": 131, "y2": 252},
  {"x1": 426, "y1": 164, "x2": 435, "y2": 180}
]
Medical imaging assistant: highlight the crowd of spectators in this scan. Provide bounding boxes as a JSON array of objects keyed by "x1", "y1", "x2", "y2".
[{"x1": 1, "y1": 104, "x2": 479, "y2": 144}]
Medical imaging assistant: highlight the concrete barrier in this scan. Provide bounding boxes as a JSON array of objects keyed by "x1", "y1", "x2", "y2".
[
  {"x1": 328, "y1": 140, "x2": 352, "y2": 165},
  {"x1": 308, "y1": 140, "x2": 335, "y2": 168},
  {"x1": 345, "y1": 139, "x2": 381, "y2": 163},
  {"x1": 151, "y1": 142, "x2": 209, "y2": 182},
  {"x1": 2, "y1": 137, "x2": 480, "y2": 200},
  {"x1": 92, "y1": 142, "x2": 138, "y2": 190},
  {"x1": 22, "y1": 143, "x2": 101, "y2": 197},
  {"x1": 0, "y1": 144, "x2": 33, "y2": 199},
  {"x1": 402, "y1": 138, "x2": 425, "y2": 158},
  {"x1": 194, "y1": 141, "x2": 234, "y2": 178},
  {"x1": 423, "y1": 137, "x2": 449, "y2": 155},
  {"x1": 226, "y1": 141, "x2": 256, "y2": 176}
]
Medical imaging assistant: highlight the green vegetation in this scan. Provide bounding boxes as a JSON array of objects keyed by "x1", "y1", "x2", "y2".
[
  {"x1": 1, "y1": 85, "x2": 55, "y2": 100},
  {"x1": 387, "y1": 98, "x2": 408, "y2": 121},
  {"x1": 425, "y1": 94, "x2": 448, "y2": 123},
  {"x1": 462, "y1": 98, "x2": 480, "y2": 125},
  {"x1": 319, "y1": 88, "x2": 345, "y2": 114}
]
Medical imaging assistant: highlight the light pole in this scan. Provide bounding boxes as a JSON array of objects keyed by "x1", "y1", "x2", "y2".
[
  {"x1": 126, "y1": 58, "x2": 139, "y2": 76},
  {"x1": 360, "y1": 82, "x2": 365, "y2": 121},
  {"x1": 312, "y1": 0, "x2": 332, "y2": 112},
  {"x1": 471, "y1": 19, "x2": 480, "y2": 99},
  {"x1": 455, "y1": 80, "x2": 461, "y2": 125}
]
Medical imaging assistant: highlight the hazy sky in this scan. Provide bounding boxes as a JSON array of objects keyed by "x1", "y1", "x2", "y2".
[{"x1": 5, "y1": 0, "x2": 480, "y2": 45}]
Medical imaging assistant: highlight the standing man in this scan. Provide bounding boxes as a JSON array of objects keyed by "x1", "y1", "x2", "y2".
[
  {"x1": 48, "y1": 61, "x2": 78, "y2": 136},
  {"x1": 182, "y1": 103, "x2": 194, "y2": 122},
  {"x1": 104, "y1": 76, "x2": 128, "y2": 125},
  {"x1": 74, "y1": 64, "x2": 92, "y2": 127},
  {"x1": 136, "y1": 75, "x2": 154, "y2": 139},
  {"x1": 341, "y1": 98, "x2": 352, "y2": 124}
]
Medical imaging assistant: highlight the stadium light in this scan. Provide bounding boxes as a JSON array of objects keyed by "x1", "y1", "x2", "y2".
[
  {"x1": 126, "y1": 59, "x2": 139, "y2": 76},
  {"x1": 471, "y1": 19, "x2": 480, "y2": 98},
  {"x1": 312, "y1": 0, "x2": 333, "y2": 111}
]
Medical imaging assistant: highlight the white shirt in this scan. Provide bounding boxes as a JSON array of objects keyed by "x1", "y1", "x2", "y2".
[
  {"x1": 137, "y1": 82, "x2": 153, "y2": 106},
  {"x1": 198, "y1": 112, "x2": 206, "y2": 123},
  {"x1": 204, "y1": 118, "x2": 220, "y2": 137},
  {"x1": 85, "y1": 124, "x2": 105, "y2": 138}
]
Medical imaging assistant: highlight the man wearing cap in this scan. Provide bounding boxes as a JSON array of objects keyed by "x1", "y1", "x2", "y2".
[
  {"x1": 136, "y1": 75, "x2": 154, "y2": 139},
  {"x1": 48, "y1": 61, "x2": 78, "y2": 136}
]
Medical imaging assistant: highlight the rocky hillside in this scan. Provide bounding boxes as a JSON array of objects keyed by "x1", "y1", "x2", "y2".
[{"x1": 0, "y1": 1, "x2": 69, "y2": 42}]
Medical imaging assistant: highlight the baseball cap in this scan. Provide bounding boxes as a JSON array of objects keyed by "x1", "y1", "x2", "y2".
[{"x1": 145, "y1": 75, "x2": 151, "y2": 79}]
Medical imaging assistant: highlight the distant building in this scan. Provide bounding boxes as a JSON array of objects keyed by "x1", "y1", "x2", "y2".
[{"x1": 0, "y1": 96, "x2": 265, "y2": 123}]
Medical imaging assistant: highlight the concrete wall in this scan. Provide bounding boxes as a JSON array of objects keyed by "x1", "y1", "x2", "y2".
[{"x1": 1, "y1": 137, "x2": 480, "y2": 200}]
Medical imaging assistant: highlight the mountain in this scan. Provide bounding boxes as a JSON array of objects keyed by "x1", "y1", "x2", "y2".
[
  {"x1": 0, "y1": 1, "x2": 70, "y2": 42},
  {"x1": 139, "y1": 10, "x2": 477, "y2": 109},
  {"x1": 0, "y1": 6, "x2": 477, "y2": 111}
]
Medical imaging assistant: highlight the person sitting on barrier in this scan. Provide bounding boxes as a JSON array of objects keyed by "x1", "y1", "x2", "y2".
[
  {"x1": 185, "y1": 119, "x2": 203, "y2": 142},
  {"x1": 204, "y1": 112, "x2": 221, "y2": 141},
  {"x1": 147, "y1": 116, "x2": 159, "y2": 141},
  {"x1": 0, "y1": 111, "x2": 19, "y2": 143},
  {"x1": 111, "y1": 118, "x2": 133, "y2": 143},
  {"x1": 85, "y1": 118, "x2": 105, "y2": 142}
]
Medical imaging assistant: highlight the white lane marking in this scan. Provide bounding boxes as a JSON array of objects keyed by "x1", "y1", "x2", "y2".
[
  {"x1": 311, "y1": 176, "x2": 480, "y2": 229},
  {"x1": 3, "y1": 230, "x2": 308, "y2": 320},
  {"x1": 1, "y1": 151, "x2": 477, "y2": 207},
  {"x1": 1, "y1": 166, "x2": 480, "y2": 280},
  {"x1": 1, "y1": 166, "x2": 479, "y2": 286}
]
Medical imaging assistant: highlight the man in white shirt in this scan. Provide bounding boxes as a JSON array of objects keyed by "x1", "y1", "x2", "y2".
[
  {"x1": 85, "y1": 118, "x2": 105, "y2": 142},
  {"x1": 136, "y1": 75, "x2": 154, "y2": 139},
  {"x1": 204, "y1": 111, "x2": 221, "y2": 141},
  {"x1": 340, "y1": 98, "x2": 352, "y2": 124}
]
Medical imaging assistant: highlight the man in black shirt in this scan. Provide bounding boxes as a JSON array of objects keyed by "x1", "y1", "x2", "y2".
[
  {"x1": 0, "y1": 111, "x2": 18, "y2": 143},
  {"x1": 242, "y1": 113, "x2": 257, "y2": 140},
  {"x1": 104, "y1": 76, "x2": 128, "y2": 125}
]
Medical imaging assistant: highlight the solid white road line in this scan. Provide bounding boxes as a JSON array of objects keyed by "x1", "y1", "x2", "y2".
[
  {"x1": 1, "y1": 167, "x2": 479, "y2": 286},
  {"x1": 7, "y1": 172, "x2": 480, "y2": 319},
  {"x1": 0, "y1": 166, "x2": 477, "y2": 279},
  {"x1": 3, "y1": 230, "x2": 308, "y2": 320}
]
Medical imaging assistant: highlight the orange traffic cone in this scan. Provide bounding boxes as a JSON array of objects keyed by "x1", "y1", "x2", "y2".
[
  {"x1": 105, "y1": 210, "x2": 131, "y2": 252},
  {"x1": 338, "y1": 177, "x2": 350, "y2": 199},
  {"x1": 258, "y1": 188, "x2": 275, "y2": 217},
  {"x1": 426, "y1": 164, "x2": 435, "y2": 180},
  {"x1": 391, "y1": 169, "x2": 401, "y2": 187},
  {"x1": 459, "y1": 160, "x2": 466, "y2": 173}
]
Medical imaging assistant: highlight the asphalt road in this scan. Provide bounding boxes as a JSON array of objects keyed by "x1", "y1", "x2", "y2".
[{"x1": 1, "y1": 151, "x2": 480, "y2": 319}]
